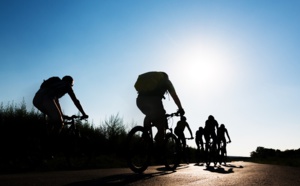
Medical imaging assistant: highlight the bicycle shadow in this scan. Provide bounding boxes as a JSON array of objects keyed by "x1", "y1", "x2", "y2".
[
  {"x1": 204, "y1": 165, "x2": 234, "y2": 174},
  {"x1": 65, "y1": 169, "x2": 175, "y2": 186},
  {"x1": 203, "y1": 162, "x2": 244, "y2": 174},
  {"x1": 156, "y1": 163, "x2": 189, "y2": 172},
  {"x1": 222, "y1": 163, "x2": 244, "y2": 168}
]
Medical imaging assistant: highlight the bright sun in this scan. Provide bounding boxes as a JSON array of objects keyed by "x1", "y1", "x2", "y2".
[{"x1": 171, "y1": 39, "x2": 236, "y2": 95}]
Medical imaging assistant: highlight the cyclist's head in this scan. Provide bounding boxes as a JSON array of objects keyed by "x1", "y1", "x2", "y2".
[
  {"x1": 199, "y1": 126, "x2": 203, "y2": 131},
  {"x1": 181, "y1": 116, "x2": 186, "y2": 121},
  {"x1": 220, "y1": 124, "x2": 225, "y2": 128},
  {"x1": 208, "y1": 115, "x2": 214, "y2": 120},
  {"x1": 62, "y1": 75, "x2": 74, "y2": 86}
]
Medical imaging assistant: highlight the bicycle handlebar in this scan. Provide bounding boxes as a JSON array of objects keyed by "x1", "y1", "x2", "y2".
[
  {"x1": 63, "y1": 115, "x2": 88, "y2": 121},
  {"x1": 186, "y1": 137, "x2": 194, "y2": 140},
  {"x1": 165, "y1": 112, "x2": 182, "y2": 118}
]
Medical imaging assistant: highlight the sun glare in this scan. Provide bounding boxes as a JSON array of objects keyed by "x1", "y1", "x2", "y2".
[{"x1": 171, "y1": 39, "x2": 236, "y2": 95}]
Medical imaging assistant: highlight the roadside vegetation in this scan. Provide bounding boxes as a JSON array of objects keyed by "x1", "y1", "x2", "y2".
[
  {"x1": 250, "y1": 146, "x2": 300, "y2": 167},
  {"x1": 1, "y1": 100, "x2": 299, "y2": 173},
  {"x1": 0, "y1": 100, "x2": 130, "y2": 173}
]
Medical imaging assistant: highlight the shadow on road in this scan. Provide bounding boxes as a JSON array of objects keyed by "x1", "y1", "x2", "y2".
[
  {"x1": 203, "y1": 163, "x2": 244, "y2": 174},
  {"x1": 204, "y1": 166, "x2": 234, "y2": 174},
  {"x1": 156, "y1": 163, "x2": 189, "y2": 172},
  {"x1": 65, "y1": 168, "x2": 176, "y2": 186}
]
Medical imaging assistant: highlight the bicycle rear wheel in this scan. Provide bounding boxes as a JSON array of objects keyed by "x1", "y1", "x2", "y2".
[
  {"x1": 126, "y1": 126, "x2": 151, "y2": 173},
  {"x1": 164, "y1": 133, "x2": 180, "y2": 171}
]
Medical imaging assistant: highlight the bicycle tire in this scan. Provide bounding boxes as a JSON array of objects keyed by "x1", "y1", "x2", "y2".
[
  {"x1": 205, "y1": 147, "x2": 211, "y2": 167},
  {"x1": 164, "y1": 133, "x2": 180, "y2": 171},
  {"x1": 126, "y1": 126, "x2": 151, "y2": 173},
  {"x1": 212, "y1": 145, "x2": 218, "y2": 166},
  {"x1": 219, "y1": 147, "x2": 227, "y2": 165}
]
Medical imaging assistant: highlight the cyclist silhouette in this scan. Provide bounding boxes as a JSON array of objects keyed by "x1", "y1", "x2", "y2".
[
  {"x1": 195, "y1": 126, "x2": 205, "y2": 165},
  {"x1": 33, "y1": 75, "x2": 88, "y2": 135},
  {"x1": 175, "y1": 116, "x2": 193, "y2": 163},
  {"x1": 217, "y1": 124, "x2": 231, "y2": 152},
  {"x1": 134, "y1": 71, "x2": 185, "y2": 147},
  {"x1": 175, "y1": 116, "x2": 193, "y2": 146},
  {"x1": 204, "y1": 115, "x2": 219, "y2": 150},
  {"x1": 195, "y1": 126, "x2": 205, "y2": 151}
]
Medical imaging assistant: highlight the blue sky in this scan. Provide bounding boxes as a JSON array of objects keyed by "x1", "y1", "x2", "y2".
[{"x1": 1, "y1": 0, "x2": 300, "y2": 157}]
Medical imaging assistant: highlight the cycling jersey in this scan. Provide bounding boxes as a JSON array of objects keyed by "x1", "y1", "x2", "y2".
[{"x1": 46, "y1": 81, "x2": 73, "y2": 99}]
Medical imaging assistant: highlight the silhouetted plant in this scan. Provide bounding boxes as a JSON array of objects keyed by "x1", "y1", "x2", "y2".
[{"x1": 251, "y1": 146, "x2": 300, "y2": 167}]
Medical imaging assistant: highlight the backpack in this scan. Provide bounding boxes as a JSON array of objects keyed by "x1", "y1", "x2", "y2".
[
  {"x1": 40, "y1": 76, "x2": 61, "y2": 89},
  {"x1": 134, "y1": 72, "x2": 165, "y2": 93}
]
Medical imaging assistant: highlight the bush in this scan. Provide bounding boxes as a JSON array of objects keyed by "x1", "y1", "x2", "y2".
[{"x1": 0, "y1": 100, "x2": 131, "y2": 172}]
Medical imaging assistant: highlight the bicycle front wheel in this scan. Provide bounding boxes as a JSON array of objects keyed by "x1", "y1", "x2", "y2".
[
  {"x1": 205, "y1": 147, "x2": 211, "y2": 167},
  {"x1": 164, "y1": 133, "x2": 180, "y2": 171},
  {"x1": 126, "y1": 126, "x2": 151, "y2": 173},
  {"x1": 219, "y1": 148, "x2": 227, "y2": 165}
]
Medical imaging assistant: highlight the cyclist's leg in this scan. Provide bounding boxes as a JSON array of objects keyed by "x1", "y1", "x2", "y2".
[
  {"x1": 136, "y1": 95, "x2": 165, "y2": 145},
  {"x1": 204, "y1": 133, "x2": 210, "y2": 152},
  {"x1": 136, "y1": 95, "x2": 154, "y2": 130},
  {"x1": 180, "y1": 133, "x2": 188, "y2": 163},
  {"x1": 44, "y1": 99, "x2": 63, "y2": 135},
  {"x1": 40, "y1": 98, "x2": 64, "y2": 154},
  {"x1": 222, "y1": 138, "x2": 227, "y2": 154},
  {"x1": 153, "y1": 116, "x2": 166, "y2": 147},
  {"x1": 212, "y1": 132, "x2": 218, "y2": 150}
]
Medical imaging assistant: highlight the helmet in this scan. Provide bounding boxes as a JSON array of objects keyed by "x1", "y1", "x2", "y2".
[
  {"x1": 208, "y1": 115, "x2": 214, "y2": 120},
  {"x1": 220, "y1": 124, "x2": 225, "y2": 128},
  {"x1": 62, "y1": 75, "x2": 74, "y2": 86}
]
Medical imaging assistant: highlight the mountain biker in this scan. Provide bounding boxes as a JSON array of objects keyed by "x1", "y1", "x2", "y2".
[
  {"x1": 195, "y1": 126, "x2": 205, "y2": 151},
  {"x1": 204, "y1": 115, "x2": 219, "y2": 151},
  {"x1": 217, "y1": 124, "x2": 231, "y2": 154},
  {"x1": 175, "y1": 116, "x2": 193, "y2": 163},
  {"x1": 33, "y1": 75, "x2": 88, "y2": 134},
  {"x1": 134, "y1": 71, "x2": 185, "y2": 148},
  {"x1": 175, "y1": 116, "x2": 193, "y2": 147},
  {"x1": 195, "y1": 126, "x2": 205, "y2": 165}
]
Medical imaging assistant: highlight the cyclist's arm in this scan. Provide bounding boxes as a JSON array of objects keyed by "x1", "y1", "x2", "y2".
[
  {"x1": 215, "y1": 120, "x2": 219, "y2": 129},
  {"x1": 68, "y1": 88, "x2": 88, "y2": 117},
  {"x1": 187, "y1": 124, "x2": 194, "y2": 139},
  {"x1": 166, "y1": 79, "x2": 183, "y2": 110},
  {"x1": 169, "y1": 90, "x2": 183, "y2": 112},
  {"x1": 225, "y1": 129, "x2": 231, "y2": 142}
]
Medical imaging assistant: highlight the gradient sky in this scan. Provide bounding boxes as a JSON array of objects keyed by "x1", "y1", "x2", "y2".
[{"x1": 1, "y1": 0, "x2": 300, "y2": 157}]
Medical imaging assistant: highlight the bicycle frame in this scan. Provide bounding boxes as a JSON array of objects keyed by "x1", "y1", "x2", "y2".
[
  {"x1": 62, "y1": 115, "x2": 91, "y2": 169},
  {"x1": 144, "y1": 112, "x2": 179, "y2": 144},
  {"x1": 204, "y1": 138, "x2": 218, "y2": 167}
]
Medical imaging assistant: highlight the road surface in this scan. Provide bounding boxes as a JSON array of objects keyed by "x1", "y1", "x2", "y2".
[{"x1": 1, "y1": 161, "x2": 300, "y2": 186}]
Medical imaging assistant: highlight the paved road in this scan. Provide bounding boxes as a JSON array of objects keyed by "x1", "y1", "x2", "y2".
[{"x1": 1, "y1": 161, "x2": 300, "y2": 186}]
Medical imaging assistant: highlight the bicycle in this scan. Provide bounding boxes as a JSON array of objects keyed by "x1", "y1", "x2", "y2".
[
  {"x1": 26, "y1": 115, "x2": 92, "y2": 170},
  {"x1": 195, "y1": 144, "x2": 206, "y2": 166},
  {"x1": 204, "y1": 139, "x2": 218, "y2": 167},
  {"x1": 126, "y1": 112, "x2": 181, "y2": 173},
  {"x1": 61, "y1": 115, "x2": 92, "y2": 169},
  {"x1": 217, "y1": 141, "x2": 230, "y2": 165},
  {"x1": 178, "y1": 137, "x2": 193, "y2": 164}
]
